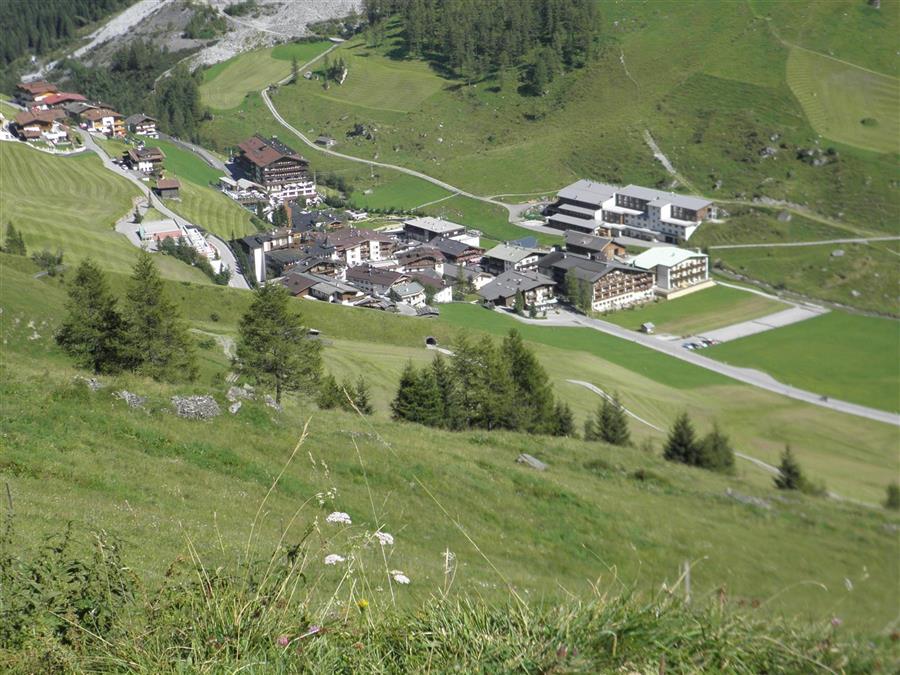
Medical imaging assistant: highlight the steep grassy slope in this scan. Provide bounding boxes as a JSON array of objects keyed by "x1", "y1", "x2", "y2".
[
  {"x1": 0, "y1": 142, "x2": 207, "y2": 283},
  {"x1": 1, "y1": 261, "x2": 898, "y2": 635}
]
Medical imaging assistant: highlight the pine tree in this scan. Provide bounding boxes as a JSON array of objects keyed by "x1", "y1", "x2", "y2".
[
  {"x1": 122, "y1": 251, "x2": 198, "y2": 382},
  {"x1": 235, "y1": 282, "x2": 321, "y2": 403},
  {"x1": 698, "y1": 423, "x2": 735, "y2": 473},
  {"x1": 600, "y1": 392, "x2": 630, "y2": 446},
  {"x1": 885, "y1": 483, "x2": 900, "y2": 511},
  {"x1": 513, "y1": 289, "x2": 525, "y2": 315},
  {"x1": 55, "y1": 259, "x2": 127, "y2": 374},
  {"x1": 392, "y1": 361, "x2": 422, "y2": 422},
  {"x1": 4, "y1": 223, "x2": 26, "y2": 255},
  {"x1": 774, "y1": 445, "x2": 806, "y2": 491},
  {"x1": 431, "y1": 353, "x2": 461, "y2": 429},
  {"x1": 663, "y1": 412, "x2": 700, "y2": 465}
]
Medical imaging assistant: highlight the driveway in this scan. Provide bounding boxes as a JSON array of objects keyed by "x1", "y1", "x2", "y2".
[
  {"x1": 693, "y1": 305, "x2": 827, "y2": 343},
  {"x1": 79, "y1": 130, "x2": 250, "y2": 289}
]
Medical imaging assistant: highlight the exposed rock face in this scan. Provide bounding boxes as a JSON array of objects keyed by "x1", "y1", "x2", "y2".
[
  {"x1": 227, "y1": 384, "x2": 255, "y2": 402},
  {"x1": 516, "y1": 453, "x2": 548, "y2": 471},
  {"x1": 172, "y1": 395, "x2": 221, "y2": 419}
]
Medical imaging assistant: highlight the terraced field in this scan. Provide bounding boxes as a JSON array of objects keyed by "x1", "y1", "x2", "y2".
[
  {"x1": 200, "y1": 41, "x2": 332, "y2": 110},
  {"x1": 0, "y1": 142, "x2": 206, "y2": 283},
  {"x1": 786, "y1": 47, "x2": 899, "y2": 153}
]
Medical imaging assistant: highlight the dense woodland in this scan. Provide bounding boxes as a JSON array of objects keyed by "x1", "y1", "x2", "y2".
[
  {"x1": 0, "y1": 0, "x2": 133, "y2": 67},
  {"x1": 365, "y1": 0, "x2": 598, "y2": 86}
]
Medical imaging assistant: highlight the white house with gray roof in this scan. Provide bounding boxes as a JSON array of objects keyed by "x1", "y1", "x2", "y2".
[
  {"x1": 630, "y1": 246, "x2": 710, "y2": 294},
  {"x1": 548, "y1": 180, "x2": 713, "y2": 243},
  {"x1": 481, "y1": 243, "x2": 542, "y2": 276}
]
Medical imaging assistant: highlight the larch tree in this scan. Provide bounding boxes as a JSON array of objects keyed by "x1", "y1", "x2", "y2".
[
  {"x1": 235, "y1": 282, "x2": 321, "y2": 404},
  {"x1": 55, "y1": 259, "x2": 127, "y2": 374}
]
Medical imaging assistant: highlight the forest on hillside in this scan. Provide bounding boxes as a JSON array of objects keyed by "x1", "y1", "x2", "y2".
[
  {"x1": 0, "y1": 0, "x2": 133, "y2": 67},
  {"x1": 365, "y1": 0, "x2": 598, "y2": 87}
]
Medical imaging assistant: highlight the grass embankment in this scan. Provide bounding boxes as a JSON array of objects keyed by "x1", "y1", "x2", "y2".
[
  {"x1": 713, "y1": 242, "x2": 900, "y2": 316},
  {"x1": 1, "y1": 261, "x2": 898, "y2": 638},
  {"x1": 599, "y1": 285, "x2": 786, "y2": 336},
  {"x1": 200, "y1": 41, "x2": 333, "y2": 110},
  {"x1": 0, "y1": 142, "x2": 207, "y2": 283},
  {"x1": 708, "y1": 311, "x2": 900, "y2": 413}
]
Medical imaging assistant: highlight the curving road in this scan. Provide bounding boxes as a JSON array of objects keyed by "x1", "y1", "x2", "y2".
[
  {"x1": 502, "y1": 307, "x2": 899, "y2": 427},
  {"x1": 78, "y1": 130, "x2": 250, "y2": 289}
]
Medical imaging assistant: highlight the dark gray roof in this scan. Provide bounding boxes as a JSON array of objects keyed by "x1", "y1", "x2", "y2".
[
  {"x1": 346, "y1": 265, "x2": 405, "y2": 286},
  {"x1": 428, "y1": 236, "x2": 481, "y2": 258},
  {"x1": 564, "y1": 231, "x2": 614, "y2": 252},
  {"x1": 619, "y1": 184, "x2": 711, "y2": 210},
  {"x1": 479, "y1": 270, "x2": 555, "y2": 302}
]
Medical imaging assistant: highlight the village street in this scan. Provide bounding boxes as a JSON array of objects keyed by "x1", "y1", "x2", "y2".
[{"x1": 77, "y1": 129, "x2": 250, "y2": 289}]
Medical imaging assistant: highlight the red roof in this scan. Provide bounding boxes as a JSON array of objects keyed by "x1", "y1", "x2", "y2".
[
  {"x1": 17, "y1": 80, "x2": 57, "y2": 95},
  {"x1": 156, "y1": 178, "x2": 181, "y2": 190},
  {"x1": 237, "y1": 134, "x2": 304, "y2": 168},
  {"x1": 42, "y1": 92, "x2": 87, "y2": 106}
]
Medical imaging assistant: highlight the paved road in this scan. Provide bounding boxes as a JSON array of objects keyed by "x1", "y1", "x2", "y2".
[
  {"x1": 159, "y1": 133, "x2": 228, "y2": 172},
  {"x1": 709, "y1": 236, "x2": 900, "y2": 250},
  {"x1": 78, "y1": 130, "x2": 250, "y2": 289},
  {"x1": 501, "y1": 307, "x2": 899, "y2": 426},
  {"x1": 691, "y1": 305, "x2": 827, "y2": 343}
]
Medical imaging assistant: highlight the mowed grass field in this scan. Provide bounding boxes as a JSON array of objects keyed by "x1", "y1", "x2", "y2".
[
  {"x1": 600, "y1": 285, "x2": 787, "y2": 336},
  {"x1": 163, "y1": 180, "x2": 256, "y2": 240},
  {"x1": 786, "y1": 47, "x2": 899, "y2": 154},
  {"x1": 0, "y1": 143, "x2": 207, "y2": 283},
  {"x1": 437, "y1": 304, "x2": 898, "y2": 503},
  {"x1": 200, "y1": 41, "x2": 332, "y2": 110},
  {"x1": 1, "y1": 261, "x2": 897, "y2": 632},
  {"x1": 708, "y1": 311, "x2": 900, "y2": 413},
  {"x1": 715, "y1": 242, "x2": 900, "y2": 316}
]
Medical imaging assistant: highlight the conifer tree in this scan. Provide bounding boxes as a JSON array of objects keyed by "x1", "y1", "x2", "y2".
[
  {"x1": 392, "y1": 361, "x2": 421, "y2": 422},
  {"x1": 316, "y1": 373, "x2": 343, "y2": 410},
  {"x1": 431, "y1": 353, "x2": 461, "y2": 429},
  {"x1": 121, "y1": 251, "x2": 198, "y2": 382},
  {"x1": 774, "y1": 446, "x2": 806, "y2": 491},
  {"x1": 552, "y1": 400, "x2": 575, "y2": 437},
  {"x1": 600, "y1": 393, "x2": 630, "y2": 446},
  {"x1": 291, "y1": 55, "x2": 299, "y2": 83},
  {"x1": 235, "y1": 281, "x2": 321, "y2": 403},
  {"x1": 698, "y1": 423, "x2": 735, "y2": 473},
  {"x1": 4, "y1": 223, "x2": 26, "y2": 256},
  {"x1": 476, "y1": 335, "x2": 516, "y2": 430},
  {"x1": 501, "y1": 329, "x2": 554, "y2": 433},
  {"x1": 663, "y1": 412, "x2": 699, "y2": 465},
  {"x1": 353, "y1": 376, "x2": 374, "y2": 415},
  {"x1": 885, "y1": 483, "x2": 900, "y2": 511},
  {"x1": 55, "y1": 259, "x2": 127, "y2": 374},
  {"x1": 513, "y1": 289, "x2": 525, "y2": 315}
]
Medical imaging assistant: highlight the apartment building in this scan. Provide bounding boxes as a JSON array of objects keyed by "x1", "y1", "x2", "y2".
[
  {"x1": 236, "y1": 134, "x2": 315, "y2": 203},
  {"x1": 630, "y1": 247, "x2": 710, "y2": 295},
  {"x1": 481, "y1": 243, "x2": 542, "y2": 276}
]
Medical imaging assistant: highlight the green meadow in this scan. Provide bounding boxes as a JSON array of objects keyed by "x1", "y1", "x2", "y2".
[
  {"x1": 1, "y1": 259, "x2": 897, "y2": 636},
  {"x1": 708, "y1": 311, "x2": 900, "y2": 413}
]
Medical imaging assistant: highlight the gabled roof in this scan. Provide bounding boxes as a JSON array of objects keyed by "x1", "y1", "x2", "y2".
[
  {"x1": 15, "y1": 110, "x2": 63, "y2": 126},
  {"x1": 17, "y1": 80, "x2": 57, "y2": 95},
  {"x1": 396, "y1": 246, "x2": 445, "y2": 264},
  {"x1": 408, "y1": 269, "x2": 447, "y2": 290},
  {"x1": 125, "y1": 113, "x2": 157, "y2": 126},
  {"x1": 82, "y1": 108, "x2": 122, "y2": 121},
  {"x1": 237, "y1": 134, "x2": 306, "y2": 168},
  {"x1": 156, "y1": 177, "x2": 181, "y2": 190},
  {"x1": 279, "y1": 272, "x2": 318, "y2": 295},
  {"x1": 346, "y1": 265, "x2": 406, "y2": 286},
  {"x1": 442, "y1": 263, "x2": 492, "y2": 282},
  {"x1": 428, "y1": 236, "x2": 483, "y2": 258},
  {"x1": 41, "y1": 92, "x2": 86, "y2": 106},
  {"x1": 393, "y1": 281, "x2": 425, "y2": 298},
  {"x1": 564, "y1": 231, "x2": 614, "y2": 252},
  {"x1": 128, "y1": 146, "x2": 165, "y2": 162},
  {"x1": 630, "y1": 246, "x2": 706, "y2": 270},
  {"x1": 478, "y1": 270, "x2": 555, "y2": 302}
]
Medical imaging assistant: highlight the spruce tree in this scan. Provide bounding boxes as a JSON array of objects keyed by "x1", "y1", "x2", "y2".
[
  {"x1": 122, "y1": 251, "x2": 198, "y2": 382},
  {"x1": 600, "y1": 393, "x2": 630, "y2": 446},
  {"x1": 391, "y1": 361, "x2": 422, "y2": 422},
  {"x1": 663, "y1": 412, "x2": 699, "y2": 465},
  {"x1": 774, "y1": 445, "x2": 806, "y2": 491},
  {"x1": 431, "y1": 353, "x2": 461, "y2": 429},
  {"x1": 316, "y1": 373, "x2": 343, "y2": 409},
  {"x1": 885, "y1": 483, "x2": 900, "y2": 511},
  {"x1": 477, "y1": 335, "x2": 516, "y2": 430},
  {"x1": 55, "y1": 259, "x2": 127, "y2": 374},
  {"x1": 4, "y1": 223, "x2": 26, "y2": 256},
  {"x1": 698, "y1": 423, "x2": 735, "y2": 473},
  {"x1": 501, "y1": 330, "x2": 554, "y2": 433},
  {"x1": 235, "y1": 281, "x2": 321, "y2": 403},
  {"x1": 552, "y1": 400, "x2": 575, "y2": 437},
  {"x1": 353, "y1": 376, "x2": 374, "y2": 415}
]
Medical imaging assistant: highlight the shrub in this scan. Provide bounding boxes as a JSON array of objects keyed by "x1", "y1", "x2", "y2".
[{"x1": 885, "y1": 483, "x2": 900, "y2": 511}]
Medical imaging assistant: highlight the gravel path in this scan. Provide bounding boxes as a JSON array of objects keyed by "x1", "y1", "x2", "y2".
[{"x1": 708, "y1": 236, "x2": 900, "y2": 249}]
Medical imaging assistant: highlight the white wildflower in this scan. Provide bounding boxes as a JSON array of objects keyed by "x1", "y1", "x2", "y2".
[
  {"x1": 326, "y1": 511, "x2": 352, "y2": 525},
  {"x1": 324, "y1": 554, "x2": 346, "y2": 566},
  {"x1": 390, "y1": 570, "x2": 411, "y2": 585},
  {"x1": 374, "y1": 531, "x2": 394, "y2": 546}
]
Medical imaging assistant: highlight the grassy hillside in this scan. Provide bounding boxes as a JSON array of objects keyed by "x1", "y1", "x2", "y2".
[
  {"x1": 708, "y1": 311, "x2": 900, "y2": 412},
  {"x1": 200, "y1": 41, "x2": 332, "y2": 110},
  {"x1": 599, "y1": 285, "x2": 786, "y2": 336},
  {"x1": 1, "y1": 260, "x2": 898, "y2": 639},
  {"x1": 0, "y1": 142, "x2": 207, "y2": 283}
]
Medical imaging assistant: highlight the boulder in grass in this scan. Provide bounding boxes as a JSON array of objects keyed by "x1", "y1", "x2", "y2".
[
  {"x1": 172, "y1": 395, "x2": 221, "y2": 420},
  {"x1": 516, "y1": 453, "x2": 547, "y2": 471},
  {"x1": 264, "y1": 395, "x2": 283, "y2": 413},
  {"x1": 229, "y1": 401, "x2": 242, "y2": 415},
  {"x1": 114, "y1": 390, "x2": 146, "y2": 409}
]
